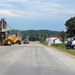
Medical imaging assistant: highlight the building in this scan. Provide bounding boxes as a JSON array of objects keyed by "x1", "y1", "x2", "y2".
[{"x1": 46, "y1": 35, "x2": 62, "y2": 44}]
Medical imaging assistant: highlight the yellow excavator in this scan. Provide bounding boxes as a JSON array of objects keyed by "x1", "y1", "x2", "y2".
[{"x1": 0, "y1": 19, "x2": 21, "y2": 45}]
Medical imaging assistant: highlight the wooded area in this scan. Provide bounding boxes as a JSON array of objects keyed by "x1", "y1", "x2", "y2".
[{"x1": 21, "y1": 30, "x2": 60, "y2": 41}]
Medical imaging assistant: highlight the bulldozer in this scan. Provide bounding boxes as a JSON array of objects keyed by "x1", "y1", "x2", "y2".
[{"x1": 0, "y1": 18, "x2": 21, "y2": 45}]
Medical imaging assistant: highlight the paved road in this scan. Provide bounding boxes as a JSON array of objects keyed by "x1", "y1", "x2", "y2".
[{"x1": 0, "y1": 42, "x2": 75, "y2": 75}]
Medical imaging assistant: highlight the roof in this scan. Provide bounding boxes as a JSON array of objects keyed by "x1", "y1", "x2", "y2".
[{"x1": 48, "y1": 35, "x2": 59, "y2": 38}]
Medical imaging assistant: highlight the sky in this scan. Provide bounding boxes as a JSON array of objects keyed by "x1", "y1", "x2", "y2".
[{"x1": 0, "y1": 0, "x2": 75, "y2": 31}]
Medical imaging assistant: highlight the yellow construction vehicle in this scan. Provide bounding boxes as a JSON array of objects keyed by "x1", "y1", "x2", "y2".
[
  {"x1": 1, "y1": 31, "x2": 21, "y2": 45},
  {"x1": 0, "y1": 19, "x2": 21, "y2": 45}
]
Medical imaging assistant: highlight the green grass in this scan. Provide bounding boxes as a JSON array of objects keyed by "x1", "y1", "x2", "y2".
[{"x1": 52, "y1": 44, "x2": 75, "y2": 56}]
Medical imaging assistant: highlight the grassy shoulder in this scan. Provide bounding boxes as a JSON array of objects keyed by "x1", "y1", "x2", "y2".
[
  {"x1": 51, "y1": 44, "x2": 75, "y2": 57},
  {"x1": 40, "y1": 42, "x2": 75, "y2": 57}
]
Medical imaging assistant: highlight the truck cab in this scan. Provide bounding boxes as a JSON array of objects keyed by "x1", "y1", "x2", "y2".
[{"x1": 65, "y1": 37, "x2": 75, "y2": 49}]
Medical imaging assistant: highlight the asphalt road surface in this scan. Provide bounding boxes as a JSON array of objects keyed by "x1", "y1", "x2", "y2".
[{"x1": 0, "y1": 42, "x2": 75, "y2": 75}]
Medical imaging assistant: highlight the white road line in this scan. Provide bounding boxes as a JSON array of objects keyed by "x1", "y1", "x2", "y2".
[{"x1": 46, "y1": 48, "x2": 72, "y2": 67}]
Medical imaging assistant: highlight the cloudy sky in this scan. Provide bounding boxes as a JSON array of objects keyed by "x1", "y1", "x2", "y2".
[{"x1": 0, "y1": 0, "x2": 75, "y2": 31}]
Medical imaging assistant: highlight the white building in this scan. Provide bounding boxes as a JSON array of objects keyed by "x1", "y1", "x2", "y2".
[{"x1": 46, "y1": 36, "x2": 62, "y2": 44}]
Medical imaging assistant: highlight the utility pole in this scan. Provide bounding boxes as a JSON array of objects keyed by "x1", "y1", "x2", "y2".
[
  {"x1": 0, "y1": 18, "x2": 7, "y2": 45},
  {"x1": 0, "y1": 19, "x2": 2, "y2": 45}
]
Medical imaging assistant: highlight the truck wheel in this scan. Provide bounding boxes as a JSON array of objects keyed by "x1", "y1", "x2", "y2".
[
  {"x1": 19, "y1": 42, "x2": 21, "y2": 45},
  {"x1": 73, "y1": 46, "x2": 75, "y2": 49},
  {"x1": 18, "y1": 41, "x2": 21, "y2": 45},
  {"x1": 16, "y1": 40, "x2": 21, "y2": 45},
  {"x1": 6, "y1": 39, "x2": 13, "y2": 45}
]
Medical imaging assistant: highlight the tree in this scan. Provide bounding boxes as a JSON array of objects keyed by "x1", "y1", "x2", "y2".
[
  {"x1": 60, "y1": 30, "x2": 66, "y2": 44},
  {"x1": 39, "y1": 35, "x2": 46, "y2": 43},
  {"x1": 65, "y1": 17, "x2": 75, "y2": 37}
]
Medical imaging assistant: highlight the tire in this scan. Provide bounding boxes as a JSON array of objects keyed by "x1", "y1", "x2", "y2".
[
  {"x1": 5, "y1": 39, "x2": 13, "y2": 45},
  {"x1": 73, "y1": 45, "x2": 75, "y2": 49},
  {"x1": 19, "y1": 42, "x2": 21, "y2": 45},
  {"x1": 16, "y1": 40, "x2": 21, "y2": 45},
  {"x1": 18, "y1": 41, "x2": 21, "y2": 45}
]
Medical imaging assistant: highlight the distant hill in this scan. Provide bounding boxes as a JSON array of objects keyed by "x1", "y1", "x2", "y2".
[
  {"x1": 21, "y1": 30, "x2": 61, "y2": 41},
  {"x1": 21, "y1": 30, "x2": 60, "y2": 35}
]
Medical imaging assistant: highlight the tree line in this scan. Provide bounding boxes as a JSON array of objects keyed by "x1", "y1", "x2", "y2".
[{"x1": 21, "y1": 30, "x2": 60, "y2": 41}]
